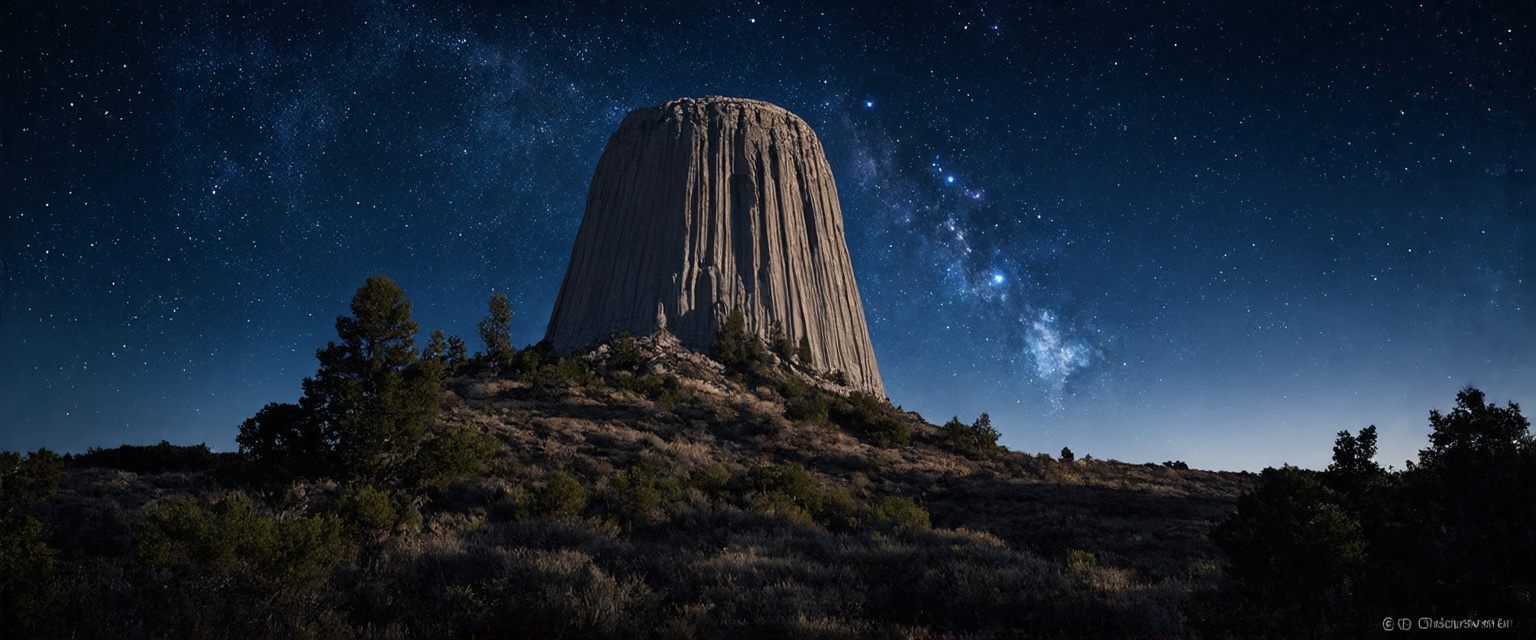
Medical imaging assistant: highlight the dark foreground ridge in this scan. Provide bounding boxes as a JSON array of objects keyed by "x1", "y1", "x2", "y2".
[{"x1": 4, "y1": 276, "x2": 1530, "y2": 638}]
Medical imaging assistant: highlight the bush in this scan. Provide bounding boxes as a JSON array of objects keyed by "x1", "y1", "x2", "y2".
[
  {"x1": 744, "y1": 465, "x2": 825, "y2": 527},
  {"x1": 785, "y1": 393, "x2": 831, "y2": 425},
  {"x1": 1162, "y1": 460, "x2": 1189, "y2": 470},
  {"x1": 136, "y1": 493, "x2": 345, "y2": 577},
  {"x1": 614, "y1": 371, "x2": 683, "y2": 404},
  {"x1": 940, "y1": 413, "x2": 999, "y2": 456},
  {"x1": 1, "y1": 449, "x2": 63, "y2": 514},
  {"x1": 334, "y1": 485, "x2": 400, "y2": 539},
  {"x1": 1060, "y1": 447, "x2": 1075, "y2": 462},
  {"x1": 710, "y1": 308, "x2": 772, "y2": 378},
  {"x1": 608, "y1": 331, "x2": 645, "y2": 371},
  {"x1": 608, "y1": 460, "x2": 685, "y2": 525},
  {"x1": 409, "y1": 425, "x2": 497, "y2": 490},
  {"x1": 74, "y1": 441, "x2": 220, "y2": 474},
  {"x1": 534, "y1": 472, "x2": 589, "y2": 519},
  {"x1": 829, "y1": 392, "x2": 909, "y2": 447},
  {"x1": 1208, "y1": 390, "x2": 1536, "y2": 635},
  {"x1": 1210, "y1": 466, "x2": 1363, "y2": 633},
  {"x1": 1, "y1": 449, "x2": 64, "y2": 632},
  {"x1": 687, "y1": 464, "x2": 731, "y2": 497},
  {"x1": 527, "y1": 356, "x2": 597, "y2": 388},
  {"x1": 872, "y1": 497, "x2": 931, "y2": 531}
]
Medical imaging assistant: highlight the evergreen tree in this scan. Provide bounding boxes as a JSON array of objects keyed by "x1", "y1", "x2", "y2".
[
  {"x1": 478, "y1": 292, "x2": 514, "y2": 375},
  {"x1": 445, "y1": 334, "x2": 468, "y2": 366},
  {"x1": 940, "y1": 413, "x2": 999, "y2": 456},
  {"x1": 299, "y1": 275, "x2": 439, "y2": 483},
  {"x1": 423, "y1": 329, "x2": 448, "y2": 363},
  {"x1": 795, "y1": 335, "x2": 813, "y2": 365},
  {"x1": 235, "y1": 276, "x2": 496, "y2": 491},
  {"x1": 710, "y1": 308, "x2": 769, "y2": 376},
  {"x1": 236, "y1": 402, "x2": 325, "y2": 479},
  {"x1": 1323, "y1": 425, "x2": 1383, "y2": 496},
  {"x1": 1210, "y1": 466, "x2": 1364, "y2": 634},
  {"x1": 766, "y1": 321, "x2": 791, "y2": 360}
]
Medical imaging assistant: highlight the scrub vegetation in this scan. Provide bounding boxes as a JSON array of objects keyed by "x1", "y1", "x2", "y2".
[{"x1": 5, "y1": 275, "x2": 1525, "y2": 638}]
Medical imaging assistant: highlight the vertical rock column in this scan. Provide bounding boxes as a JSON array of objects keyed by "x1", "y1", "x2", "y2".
[{"x1": 545, "y1": 96, "x2": 884, "y2": 397}]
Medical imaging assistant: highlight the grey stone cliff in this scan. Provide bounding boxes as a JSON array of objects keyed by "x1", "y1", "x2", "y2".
[{"x1": 545, "y1": 96, "x2": 884, "y2": 396}]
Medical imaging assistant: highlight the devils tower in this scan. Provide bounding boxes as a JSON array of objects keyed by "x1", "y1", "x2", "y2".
[{"x1": 545, "y1": 96, "x2": 884, "y2": 396}]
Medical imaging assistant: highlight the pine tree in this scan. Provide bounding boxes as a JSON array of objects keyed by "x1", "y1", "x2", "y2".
[
  {"x1": 795, "y1": 335, "x2": 813, "y2": 365},
  {"x1": 423, "y1": 329, "x2": 448, "y2": 363},
  {"x1": 766, "y1": 321, "x2": 791, "y2": 360},
  {"x1": 710, "y1": 308, "x2": 768, "y2": 376},
  {"x1": 300, "y1": 275, "x2": 440, "y2": 483},
  {"x1": 478, "y1": 292, "x2": 514, "y2": 376},
  {"x1": 445, "y1": 334, "x2": 468, "y2": 365}
]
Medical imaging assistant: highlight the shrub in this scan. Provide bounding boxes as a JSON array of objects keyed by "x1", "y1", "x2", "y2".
[
  {"x1": 1163, "y1": 460, "x2": 1189, "y2": 470},
  {"x1": 822, "y1": 370, "x2": 849, "y2": 386},
  {"x1": 1060, "y1": 447, "x2": 1075, "y2": 462},
  {"x1": 1066, "y1": 549, "x2": 1098, "y2": 568},
  {"x1": 710, "y1": 308, "x2": 772, "y2": 377},
  {"x1": 785, "y1": 393, "x2": 831, "y2": 425},
  {"x1": 535, "y1": 472, "x2": 589, "y2": 519},
  {"x1": 1, "y1": 449, "x2": 63, "y2": 513},
  {"x1": 744, "y1": 464, "x2": 847, "y2": 528},
  {"x1": 608, "y1": 331, "x2": 645, "y2": 371},
  {"x1": 516, "y1": 340, "x2": 555, "y2": 377},
  {"x1": 1, "y1": 449, "x2": 64, "y2": 632},
  {"x1": 74, "y1": 441, "x2": 219, "y2": 474},
  {"x1": 872, "y1": 497, "x2": 931, "y2": 531},
  {"x1": 237, "y1": 402, "x2": 326, "y2": 480},
  {"x1": 1210, "y1": 465, "x2": 1363, "y2": 632},
  {"x1": 528, "y1": 356, "x2": 597, "y2": 388},
  {"x1": 687, "y1": 464, "x2": 731, "y2": 497},
  {"x1": 334, "y1": 485, "x2": 400, "y2": 539},
  {"x1": 614, "y1": 371, "x2": 683, "y2": 404},
  {"x1": 829, "y1": 392, "x2": 909, "y2": 447},
  {"x1": 609, "y1": 460, "x2": 684, "y2": 524},
  {"x1": 940, "y1": 413, "x2": 999, "y2": 456},
  {"x1": 409, "y1": 425, "x2": 497, "y2": 490},
  {"x1": 766, "y1": 321, "x2": 793, "y2": 360}
]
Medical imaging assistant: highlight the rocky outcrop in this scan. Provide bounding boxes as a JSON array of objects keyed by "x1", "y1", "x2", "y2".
[{"x1": 545, "y1": 96, "x2": 884, "y2": 396}]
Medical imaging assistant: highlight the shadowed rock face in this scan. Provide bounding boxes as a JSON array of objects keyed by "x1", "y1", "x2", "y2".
[{"x1": 546, "y1": 96, "x2": 884, "y2": 396}]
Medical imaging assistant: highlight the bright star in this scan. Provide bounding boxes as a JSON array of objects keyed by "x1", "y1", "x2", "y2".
[
  {"x1": 864, "y1": 100, "x2": 874, "y2": 108},
  {"x1": 945, "y1": 175, "x2": 956, "y2": 184},
  {"x1": 992, "y1": 273, "x2": 1005, "y2": 284}
]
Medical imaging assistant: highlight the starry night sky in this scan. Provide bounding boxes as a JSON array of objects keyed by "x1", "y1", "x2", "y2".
[{"x1": 4, "y1": 1, "x2": 1533, "y2": 471}]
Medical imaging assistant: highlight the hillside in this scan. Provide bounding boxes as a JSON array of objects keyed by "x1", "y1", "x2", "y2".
[{"x1": 13, "y1": 330, "x2": 1256, "y2": 639}]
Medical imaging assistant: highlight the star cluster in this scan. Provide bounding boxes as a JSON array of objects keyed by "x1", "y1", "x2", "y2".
[{"x1": 3, "y1": 1, "x2": 1532, "y2": 471}]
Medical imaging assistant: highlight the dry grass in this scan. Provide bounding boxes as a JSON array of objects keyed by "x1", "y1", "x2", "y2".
[{"x1": 24, "y1": 335, "x2": 1255, "y2": 638}]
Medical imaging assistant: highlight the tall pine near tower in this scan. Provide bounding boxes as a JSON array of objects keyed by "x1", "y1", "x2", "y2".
[
  {"x1": 479, "y1": 292, "x2": 514, "y2": 376},
  {"x1": 301, "y1": 275, "x2": 440, "y2": 484}
]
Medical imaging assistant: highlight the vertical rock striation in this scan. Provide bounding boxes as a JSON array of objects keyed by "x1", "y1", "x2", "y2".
[{"x1": 545, "y1": 96, "x2": 884, "y2": 396}]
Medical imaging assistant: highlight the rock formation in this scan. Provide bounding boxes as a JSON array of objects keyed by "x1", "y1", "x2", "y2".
[{"x1": 545, "y1": 96, "x2": 884, "y2": 396}]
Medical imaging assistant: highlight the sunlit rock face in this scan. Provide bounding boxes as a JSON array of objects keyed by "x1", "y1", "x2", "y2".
[{"x1": 545, "y1": 96, "x2": 884, "y2": 396}]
